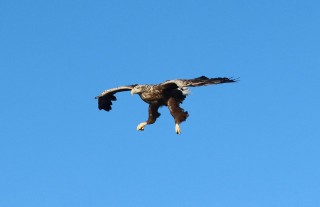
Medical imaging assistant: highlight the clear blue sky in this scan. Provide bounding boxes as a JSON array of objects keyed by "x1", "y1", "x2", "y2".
[{"x1": 1, "y1": 0, "x2": 319, "y2": 206}]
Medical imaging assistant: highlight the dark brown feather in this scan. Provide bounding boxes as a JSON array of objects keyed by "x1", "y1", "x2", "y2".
[
  {"x1": 146, "y1": 103, "x2": 161, "y2": 124},
  {"x1": 167, "y1": 97, "x2": 189, "y2": 124},
  {"x1": 95, "y1": 85, "x2": 136, "y2": 111}
]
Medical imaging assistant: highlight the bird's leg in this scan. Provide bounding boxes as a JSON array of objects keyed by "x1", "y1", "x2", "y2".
[
  {"x1": 167, "y1": 97, "x2": 189, "y2": 135},
  {"x1": 136, "y1": 103, "x2": 161, "y2": 132},
  {"x1": 137, "y1": 122, "x2": 147, "y2": 131}
]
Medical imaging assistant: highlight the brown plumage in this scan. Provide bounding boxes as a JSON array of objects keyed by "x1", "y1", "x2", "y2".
[{"x1": 95, "y1": 76, "x2": 237, "y2": 134}]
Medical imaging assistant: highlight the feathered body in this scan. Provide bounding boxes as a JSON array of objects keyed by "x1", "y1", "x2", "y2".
[{"x1": 95, "y1": 76, "x2": 236, "y2": 134}]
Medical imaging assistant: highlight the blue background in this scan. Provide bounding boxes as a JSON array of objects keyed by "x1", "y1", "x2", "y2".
[{"x1": 1, "y1": 0, "x2": 319, "y2": 206}]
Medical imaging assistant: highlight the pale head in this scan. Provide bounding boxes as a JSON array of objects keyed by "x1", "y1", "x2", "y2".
[{"x1": 131, "y1": 85, "x2": 146, "y2": 95}]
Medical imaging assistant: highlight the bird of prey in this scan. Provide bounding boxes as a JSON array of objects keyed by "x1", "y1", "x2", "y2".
[{"x1": 95, "y1": 76, "x2": 236, "y2": 134}]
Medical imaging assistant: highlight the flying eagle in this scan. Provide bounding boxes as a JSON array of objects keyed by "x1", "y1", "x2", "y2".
[{"x1": 95, "y1": 76, "x2": 236, "y2": 134}]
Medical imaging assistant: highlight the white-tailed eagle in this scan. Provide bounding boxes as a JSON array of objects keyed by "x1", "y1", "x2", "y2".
[{"x1": 95, "y1": 76, "x2": 236, "y2": 134}]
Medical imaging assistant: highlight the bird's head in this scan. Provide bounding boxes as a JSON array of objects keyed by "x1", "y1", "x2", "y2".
[{"x1": 131, "y1": 85, "x2": 145, "y2": 95}]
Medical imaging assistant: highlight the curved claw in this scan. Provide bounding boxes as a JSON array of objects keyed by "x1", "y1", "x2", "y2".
[{"x1": 137, "y1": 122, "x2": 147, "y2": 131}]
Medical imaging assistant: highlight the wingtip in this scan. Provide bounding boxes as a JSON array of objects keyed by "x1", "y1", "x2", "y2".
[{"x1": 231, "y1": 77, "x2": 240, "y2": 82}]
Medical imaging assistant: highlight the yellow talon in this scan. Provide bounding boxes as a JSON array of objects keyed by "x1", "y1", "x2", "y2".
[
  {"x1": 137, "y1": 122, "x2": 147, "y2": 131},
  {"x1": 175, "y1": 124, "x2": 181, "y2": 134}
]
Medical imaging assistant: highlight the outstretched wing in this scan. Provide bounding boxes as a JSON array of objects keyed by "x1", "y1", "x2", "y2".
[
  {"x1": 161, "y1": 76, "x2": 237, "y2": 88},
  {"x1": 95, "y1": 85, "x2": 137, "y2": 111}
]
